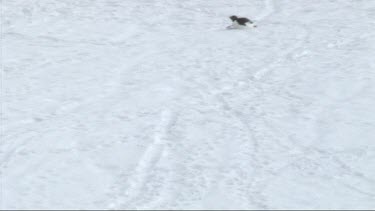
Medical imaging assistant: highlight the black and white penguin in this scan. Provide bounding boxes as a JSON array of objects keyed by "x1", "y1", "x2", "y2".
[{"x1": 227, "y1": 15, "x2": 257, "y2": 29}]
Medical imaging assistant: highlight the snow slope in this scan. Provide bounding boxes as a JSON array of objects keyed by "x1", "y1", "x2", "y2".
[{"x1": 2, "y1": 0, "x2": 375, "y2": 209}]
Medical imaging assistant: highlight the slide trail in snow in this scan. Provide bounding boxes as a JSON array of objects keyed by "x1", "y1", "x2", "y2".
[{"x1": 109, "y1": 109, "x2": 176, "y2": 209}]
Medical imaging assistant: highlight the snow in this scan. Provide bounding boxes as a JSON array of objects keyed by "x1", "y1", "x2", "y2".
[{"x1": 1, "y1": 0, "x2": 375, "y2": 209}]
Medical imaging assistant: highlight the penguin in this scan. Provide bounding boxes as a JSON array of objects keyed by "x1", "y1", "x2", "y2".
[{"x1": 227, "y1": 15, "x2": 257, "y2": 29}]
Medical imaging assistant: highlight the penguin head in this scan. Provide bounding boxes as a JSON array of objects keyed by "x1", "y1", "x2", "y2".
[{"x1": 230, "y1": 15, "x2": 238, "y2": 22}]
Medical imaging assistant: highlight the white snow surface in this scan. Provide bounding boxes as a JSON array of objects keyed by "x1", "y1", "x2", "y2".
[{"x1": 2, "y1": 0, "x2": 375, "y2": 209}]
